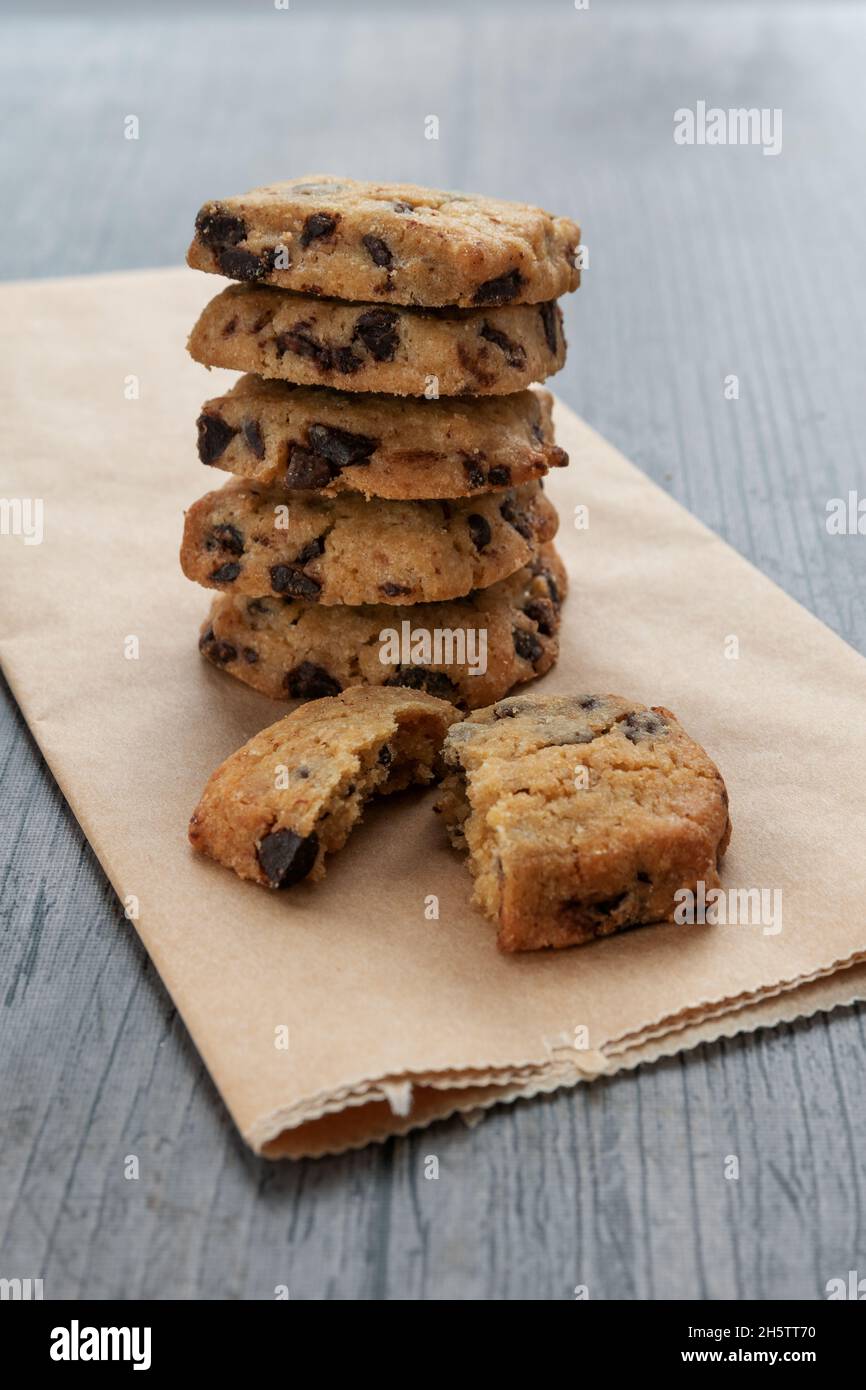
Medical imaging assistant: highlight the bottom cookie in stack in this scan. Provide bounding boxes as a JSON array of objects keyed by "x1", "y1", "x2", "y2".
[{"x1": 199, "y1": 544, "x2": 567, "y2": 711}]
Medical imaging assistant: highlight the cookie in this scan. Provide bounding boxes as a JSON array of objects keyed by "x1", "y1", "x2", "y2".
[
  {"x1": 188, "y1": 175, "x2": 580, "y2": 308},
  {"x1": 180, "y1": 478, "x2": 558, "y2": 606},
  {"x1": 189, "y1": 686, "x2": 459, "y2": 888},
  {"x1": 196, "y1": 376, "x2": 568, "y2": 500},
  {"x1": 187, "y1": 284, "x2": 566, "y2": 397},
  {"x1": 198, "y1": 544, "x2": 568, "y2": 710},
  {"x1": 436, "y1": 694, "x2": 732, "y2": 953}
]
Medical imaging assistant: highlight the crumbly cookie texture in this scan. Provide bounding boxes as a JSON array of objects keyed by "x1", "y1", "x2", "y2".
[
  {"x1": 180, "y1": 478, "x2": 558, "y2": 606},
  {"x1": 199, "y1": 544, "x2": 568, "y2": 710},
  {"x1": 189, "y1": 686, "x2": 460, "y2": 889},
  {"x1": 436, "y1": 693, "x2": 732, "y2": 953},
  {"x1": 196, "y1": 376, "x2": 568, "y2": 500},
  {"x1": 187, "y1": 284, "x2": 566, "y2": 397},
  {"x1": 187, "y1": 175, "x2": 580, "y2": 308}
]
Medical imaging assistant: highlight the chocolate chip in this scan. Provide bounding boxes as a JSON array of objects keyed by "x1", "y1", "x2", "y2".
[
  {"x1": 462, "y1": 457, "x2": 486, "y2": 489},
  {"x1": 467, "y1": 514, "x2": 492, "y2": 551},
  {"x1": 393, "y1": 201, "x2": 414, "y2": 213},
  {"x1": 270, "y1": 564, "x2": 321, "y2": 599},
  {"x1": 199, "y1": 627, "x2": 238, "y2": 665},
  {"x1": 487, "y1": 464, "x2": 511, "y2": 487},
  {"x1": 380, "y1": 582, "x2": 412, "y2": 597},
  {"x1": 217, "y1": 248, "x2": 273, "y2": 282},
  {"x1": 284, "y1": 662, "x2": 342, "y2": 698},
  {"x1": 500, "y1": 498, "x2": 532, "y2": 539},
  {"x1": 242, "y1": 647, "x2": 259, "y2": 664},
  {"x1": 513, "y1": 628, "x2": 543, "y2": 663},
  {"x1": 197, "y1": 413, "x2": 237, "y2": 465},
  {"x1": 542, "y1": 571, "x2": 561, "y2": 605},
  {"x1": 479, "y1": 321, "x2": 526, "y2": 368},
  {"x1": 622, "y1": 711, "x2": 668, "y2": 743},
  {"x1": 278, "y1": 326, "x2": 329, "y2": 366},
  {"x1": 385, "y1": 667, "x2": 458, "y2": 698},
  {"x1": 195, "y1": 207, "x2": 247, "y2": 248},
  {"x1": 539, "y1": 301, "x2": 558, "y2": 353},
  {"x1": 378, "y1": 745, "x2": 393, "y2": 766},
  {"x1": 637, "y1": 872, "x2": 652, "y2": 885},
  {"x1": 577, "y1": 695, "x2": 600, "y2": 710},
  {"x1": 210, "y1": 562, "x2": 241, "y2": 584},
  {"x1": 473, "y1": 269, "x2": 524, "y2": 305},
  {"x1": 523, "y1": 598, "x2": 555, "y2": 636},
  {"x1": 362, "y1": 234, "x2": 393, "y2": 268},
  {"x1": 333, "y1": 347, "x2": 362, "y2": 374},
  {"x1": 207, "y1": 522, "x2": 244, "y2": 555},
  {"x1": 285, "y1": 446, "x2": 335, "y2": 490},
  {"x1": 300, "y1": 212, "x2": 338, "y2": 247},
  {"x1": 295, "y1": 535, "x2": 325, "y2": 565},
  {"x1": 257, "y1": 828, "x2": 319, "y2": 888},
  {"x1": 352, "y1": 308, "x2": 399, "y2": 361},
  {"x1": 242, "y1": 419, "x2": 265, "y2": 459},
  {"x1": 307, "y1": 424, "x2": 377, "y2": 469}
]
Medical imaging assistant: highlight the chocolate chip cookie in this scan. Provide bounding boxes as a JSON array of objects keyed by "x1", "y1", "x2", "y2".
[
  {"x1": 187, "y1": 284, "x2": 566, "y2": 396},
  {"x1": 198, "y1": 544, "x2": 567, "y2": 710},
  {"x1": 196, "y1": 376, "x2": 568, "y2": 500},
  {"x1": 436, "y1": 694, "x2": 732, "y2": 952},
  {"x1": 180, "y1": 478, "x2": 558, "y2": 605},
  {"x1": 189, "y1": 686, "x2": 459, "y2": 888},
  {"x1": 188, "y1": 175, "x2": 580, "y2": 308}
]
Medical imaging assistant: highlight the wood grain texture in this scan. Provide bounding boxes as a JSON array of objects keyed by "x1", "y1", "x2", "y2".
[{"x1": 2, "y1": 0, "x2": 865, "y2": 1300}]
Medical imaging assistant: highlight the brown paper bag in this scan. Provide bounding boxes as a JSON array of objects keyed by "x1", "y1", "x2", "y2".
[{"x1": 3, "y1": 268, "x2": 865, "y2": 1158}]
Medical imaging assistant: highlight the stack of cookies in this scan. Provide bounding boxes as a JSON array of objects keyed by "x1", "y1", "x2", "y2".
[{"x1": 180, "y1": 176, "x2": 580, "y2": 710}]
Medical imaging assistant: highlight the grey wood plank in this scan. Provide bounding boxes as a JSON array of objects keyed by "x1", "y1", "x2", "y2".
[{"x1": 2, "y1": 0, "x2": 865, "y2": 1300}]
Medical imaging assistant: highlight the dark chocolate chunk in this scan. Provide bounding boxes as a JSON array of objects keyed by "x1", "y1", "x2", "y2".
[
  {"x1": 241, "y1": 647, "x2": 258, "y2": 664},
  {"x1": 307, "y1": 424, "x2": 377, "y2": 469},
  {"x1": 487, "y1": 464, "x2": 511, "y2": 488},
  {"x1": 210, "y1": 562, "x2": 241, "y2": 584},
  {"x1": 385, "y1": 667, "x2": 458, "y2": 699},
  {"x1": 199, "y1": 627, "x2": 238, "y2": 666},
  {"x1": 522, "y1": 598, "x2": 555, "y2": 636},
  {"x1": 377, "y1": 745, "x2": 393, "y2": 766},
  {"x1": 300, "y1": 212, "x2": 339, "y2": 247},
  {"x1": 380, "y1": 582, "x2": 412, "y2": 597},
  {"x1": 472, "y1": 268, "x2": 524, "y2": 305},
  {"x1": 197, "y1": 413, "x2": 237, "y2": 465},
  {"x1": 393, "y1": 201, "x2": 414, "y2": 213},
  {"x1": 577, "y1": 695, "x2": 601, "y2": 710},
  {"x1": 513, "y1": 628, "x2": 543, "y2": 663},
  {"x1": 479, "y1": 321, "x2": 526, "y2": 368},
  {"x1": 195, "y1": 207, "x2": 247, "y2": 248},
  {"x1": 622, "y1": 711, "x2": 668, "y2": 743},
  {"x1": 467, "y1": 514, "x2": 492, "y2": 551},
  {"x1": 269, "y1": 564, "x2": 322, "y2": 599},
  {"x1": 362, "y1": 234, "x2": 393, "y2": 268},
  {"x1": 333, "y1": 347, "x2": 362, "y2": 374},
  {"x1": 278, "y1": 326, "x2": 330, "y2": 367},
  {"x1": 499, "y1": 497, "x2": 532, "y2": 539},
  {"x1": 285, "y1": 446, "x2": 335, "y2": 490},
  {"x1": 283, "y1": 662, "x2": 342, "y2": 699},
  {"x1": 217, "y1": 247, "x2": 273, "y2": 282},
  {"x1": 591, "y1": 892, "x2": 628, "y2": 916},
  {"x1": 539, "y1": 301, "x2": 558, "y2": 353},
  {"x1": 242, "y1": 418, "x2": 266, "y2": 459},
  {"x1": 462, "y1": 457, "x2": 486, "y2": 490},
  {"x1": 257, "y1": 828, "x2": 320, "y2": 889},
  {"x1": 295, "y1": 535, "x2": 326, "y2": 566},
  {"x1": 208, "y1": 522, "x2": 244, "y2": 556},
  {"x1": 352, "y1": 308, "x2": 399, "y2": 361}
]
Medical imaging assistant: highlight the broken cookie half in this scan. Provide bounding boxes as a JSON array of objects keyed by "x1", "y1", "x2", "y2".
[
  {"x1": 436, "y1": 692, "x2": 732, "y2": 952},
  {"x1": 190, "y1": 686, "x2": 459, "y2": 888}
]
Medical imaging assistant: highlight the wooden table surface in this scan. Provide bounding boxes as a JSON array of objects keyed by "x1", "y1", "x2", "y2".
[{"x1": 2, "y1": 0, "x2": 864, "y2": 1300}]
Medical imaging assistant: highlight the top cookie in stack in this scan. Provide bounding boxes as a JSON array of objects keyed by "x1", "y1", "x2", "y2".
[{"x1": 181, "y1": 176, "x2": 580, "y2": 709}]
